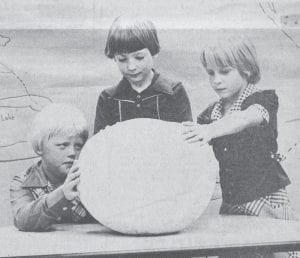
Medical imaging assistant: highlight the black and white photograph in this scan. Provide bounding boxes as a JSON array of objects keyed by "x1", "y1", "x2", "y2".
[{"x1": 0, "y1": 0, "x2": 299, "y2": 257}]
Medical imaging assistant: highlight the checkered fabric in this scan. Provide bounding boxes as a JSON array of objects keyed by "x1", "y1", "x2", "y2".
[
  {"x1": 220, "y1": 188, "x2": 290, "y2": 217},
  {"x1": 30, "y1": 182, "x2": 86, "y2": 222},
  {"x1": 220, "y1": 189, "x2": 299, "y2": 258},
  {"x1": 211, "y1": 84, "x2": 299, "y2": 257},
  {"x1": 70, "y1": 198, "x2": 87, "y2": 222},
  {"x1": 211, "y1": 84, "x2": 285, "y2": 163},
  {"x1": 211, "y1": 84, "x2": 290, "y2": 215},
  {"x1": 211, "y1": 84, "x2": 262, "y2": 120}
]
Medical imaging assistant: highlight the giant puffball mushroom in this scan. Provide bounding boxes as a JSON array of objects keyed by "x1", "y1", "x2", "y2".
[{"x1": 78, "y1": 118, "x2": 217, "y2": 235}]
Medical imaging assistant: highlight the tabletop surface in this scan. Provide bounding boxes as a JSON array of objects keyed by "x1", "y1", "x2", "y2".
[{"x1": 0, "y1": 215, "x2": 299, "y2": 257}]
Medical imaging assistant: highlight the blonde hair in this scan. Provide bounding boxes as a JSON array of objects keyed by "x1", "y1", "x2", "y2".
[
  {"x1": 200, "y1": 34, "x2": 260, "y2": 84},
  {"x1": 105, "y1": 16, "x2": 160, "y2": 58},
  {"x1": 29, "y1": 103, "x2": 89, "y2": 154}
]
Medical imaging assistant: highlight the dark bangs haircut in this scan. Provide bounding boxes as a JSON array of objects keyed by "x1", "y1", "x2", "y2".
[{"x1": 105, "y1": 16, "x2": 160, "y2": 58}]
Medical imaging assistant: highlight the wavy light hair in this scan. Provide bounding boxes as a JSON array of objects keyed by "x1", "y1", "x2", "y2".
[{"x1": 29, "y1": 103, "x2": 89, "y2": 154}]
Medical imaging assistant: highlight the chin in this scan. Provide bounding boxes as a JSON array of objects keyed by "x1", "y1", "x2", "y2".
[
  {"x1": 128, "y1": 77, "x2": 141, "y2": 83},
  {"x1": 219, "y1": 93, "x2": 230, "y2": 99},
  {"x1": 58, "y1": 168, "x2": 69, "y2": 179}
]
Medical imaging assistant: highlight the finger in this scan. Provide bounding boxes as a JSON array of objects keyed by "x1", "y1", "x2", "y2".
[
  {"x1": 182, "y1": 128, "x2": 194, "y2": 135},
  {"x1": 188, "y1": 135, "x2": 209, "y2": 144},
  {"x1": 69, "y1": 164, "x2": 79, "y2": 174},
  {"x1": 181, "y1": 125, "x2": 198, "y2": 135},
  {"x1": 186, "y1": 135, "x2": 204, "y2": 144},
  {"x1": 182, "y1": 131, "x2": 200, "y2": 140},
  {"x1": 66, "y1": 170, "x2": 80, "y2": 182},
  {"x1": 71, "y1": 172, "x2": 80, "y2": 182},
  {"x1": 182, "y1": 121, "x2": 195, "y2": 126},
  {"x1": 199, "y1": 140, "x2": 208, "y2": 147},
  {"x1": 74, "y1": 192, "x2": 80, "y2": 199},
  {"x1": 74, "y1": 195, "x2": 81, "y2": 202},
  {"x1": 69, "y1": 192, "x2": 80, "y2": 201},
  {"x1": 65, "y1": 172, "x2": 80, "y2": 183},
  {"x1": 66, "y1": 178, "x2": 80, "y2": 189}
]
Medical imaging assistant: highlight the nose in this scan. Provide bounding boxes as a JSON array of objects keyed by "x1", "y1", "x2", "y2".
[
  {"x1": 127, "y1": 58, "x2": 136, "y2": 71},
  {"x1": 212, "y1": 72, "x2": 222, "y2": 85},
  {"x1": 67, "y1": 145, "x2": 77, "y2": 159}
]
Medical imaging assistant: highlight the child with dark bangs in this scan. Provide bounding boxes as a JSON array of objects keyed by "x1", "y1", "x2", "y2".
[{"x1": 94, "y1": 16, "x2": 192, "y2": 133}]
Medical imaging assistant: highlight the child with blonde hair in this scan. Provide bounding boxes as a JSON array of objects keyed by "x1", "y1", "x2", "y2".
[
  {"x1": 94, "y1": 16, "x2": 192, "y2": 133},
  {"x1": 182, "y1": 35, "x2": 298, "y2": 258},
  {"x1": 10, "y1": 103, "x2": 95, "y2": 231}
]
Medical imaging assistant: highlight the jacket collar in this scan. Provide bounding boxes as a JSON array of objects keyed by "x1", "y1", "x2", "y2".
[
  {"x1": 151, "y1": 73, "x2": 174, "y2": 95},
  {"x1": 22, "y1": 160, "x2": 49, "y2": 188},
  {"x1": 106, "y1": 70, "x2": 175, "y2": 98}
]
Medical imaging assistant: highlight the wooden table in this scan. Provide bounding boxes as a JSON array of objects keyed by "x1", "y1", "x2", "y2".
[{"x1": 0, "y1": 215, "x2": 299, "y2": 257}]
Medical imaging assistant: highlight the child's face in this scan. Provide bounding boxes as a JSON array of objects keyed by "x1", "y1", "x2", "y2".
[
  {"x1": 40, "y1": 134, "x2": 85, "y2": 184},
  {"x1": 205, "y1": 62, "x2": 248, "y2": 101},
  {"x1": 114, "y1": 48, "x2": 155, "y2": 87}
]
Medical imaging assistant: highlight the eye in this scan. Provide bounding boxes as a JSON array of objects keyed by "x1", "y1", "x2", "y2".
[
  {"x1": 115, "y1": 55, "x2": 127, "y2": 63},
  {"x1": 207, "y1": 70, "x2": 215, "y2": 76},
  {"x1": 219, "y1": 69, "x2": 230, "y2": 75},
  {"x1": 75, "y1": 143, "x2": 84, "y2": 151},
  {"x1": 56, "y1": 142, "x2": 69, "y2": 149},
  {"x1": 218, "y1": 67, "x2": 232, "y2": 75},
  {"x1": 117, "y1": 57, "x2": 126, "y2": 63},
  {"x1": 135, "y1": 56, "x2": 144, "y2": 61}
]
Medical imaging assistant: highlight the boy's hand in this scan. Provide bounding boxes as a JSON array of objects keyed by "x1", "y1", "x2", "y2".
[
  {"x1": 181, "y1": 122, "x2": 212, "y2": 145},
  {"x1": 62, "y1": 161, "x2": 80, "y2": 201}
]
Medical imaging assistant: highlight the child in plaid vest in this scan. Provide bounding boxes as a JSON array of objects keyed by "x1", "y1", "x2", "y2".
[
  {"x1": 182, "y1": 34, "x2": 298, "y2": 258},
  {"x1": 10, "y1": 103, "x2": 95, "y2": 231}
]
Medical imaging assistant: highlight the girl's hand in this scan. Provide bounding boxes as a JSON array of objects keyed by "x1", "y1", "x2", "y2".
[
  {"x1": 62, "y1": 161, "x2": 80, "y2": 201},
  {"x1": 181, "y1": 122, "x2": 212, "y2": 145}
]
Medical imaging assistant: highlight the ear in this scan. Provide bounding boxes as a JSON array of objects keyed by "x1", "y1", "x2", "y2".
[
  {"x1": 242, "y1": 71, "x2": 251, "y2": 77},
  {"x1": 35, "y1": 148, "x2": 43, "y2": 156},
  {"x1": 35, "y1": 143, "x2": 43, "y2": 156},
  {"x1": 152, "y1": 54, "x2": 158, "y2": 60}
]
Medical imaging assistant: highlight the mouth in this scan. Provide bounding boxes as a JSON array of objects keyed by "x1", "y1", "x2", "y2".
[
  {"x1": 63, "y1": 161, "x2": 74, "y2": 166},
  {"x1": 127, "y1": 73, "x2": 141, "y2": 78},
  {"x1": 215, "y1": 88, "x2": 226, "y2": 92}
]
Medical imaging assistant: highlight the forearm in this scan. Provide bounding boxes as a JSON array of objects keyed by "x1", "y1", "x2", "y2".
[
  {"x1": 13, "y1": 195, "x2": 56, "y2": 231},
  {"x1": 208, "y1": 108, "x2": 263, "y2": 139},
  {"x1": 12, "y1": 188, "x2": 73, "y2": 231}
]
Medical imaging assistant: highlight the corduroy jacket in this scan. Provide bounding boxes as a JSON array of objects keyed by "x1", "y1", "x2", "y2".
[
  {"x1": 10, "y1": 160, "x2": 95, "y2": 231},
  {"x1": 94, "y1": 71, "x2": 192, "y2": 133}
]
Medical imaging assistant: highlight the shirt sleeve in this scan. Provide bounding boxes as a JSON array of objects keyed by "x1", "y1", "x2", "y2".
[
  {"x1": 172, "y1": 83, "x2": 193, "y2": 122},
  {"x1": 10, "y1": 175, "x2": 73, "y2": 232},
  {"x1": 251, "y1": 104, "x2": 270, "y2": 123},
  {"x1": 243, "y1": 90, "x2": 279, "y2": 126},
  {"x1": 242, "y1": 90, "x2": 279, "y2": 144},
  {"x1": 94, "y1": 91, "x2": 111, "y2": 134}
]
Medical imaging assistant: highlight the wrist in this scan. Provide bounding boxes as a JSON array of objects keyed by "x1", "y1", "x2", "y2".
[
  {"x1": 46, "y1": 187, "x2": 66, "y2": 208},
  {"x1": 206, "y1": 124, "x2": 216, "y2": 141},
  {"x1": 62, "y1": 185, "x2": 74, "y2": 201}
]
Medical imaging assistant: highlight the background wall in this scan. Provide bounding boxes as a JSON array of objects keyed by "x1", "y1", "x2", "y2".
[{"x1": 0, "y1": 0, "x2": 300, "y2": 226}]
